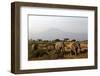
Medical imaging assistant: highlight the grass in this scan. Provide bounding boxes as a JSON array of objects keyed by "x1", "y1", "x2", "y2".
[{"x1": 28, "y1": 39, "x2": 88, "y2": 61}]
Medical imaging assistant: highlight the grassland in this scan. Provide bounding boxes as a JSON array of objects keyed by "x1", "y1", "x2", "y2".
[{"x1": 28, "y1": 39, "x2": 88, "y2": 61}]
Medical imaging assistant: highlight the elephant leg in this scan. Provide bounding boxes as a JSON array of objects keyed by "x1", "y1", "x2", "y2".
[
  {"x1": 75, "y1": 50, "x2": 77, "y2": 56},
  {"x1": 75, "y1": 48, "x2": 79, "y2": 56},
  {"x1": 55, "y1": 49, "x2": 59, "y2": 55},
  {"x1": 78, "y1": 48, "x2": 80, "y2": 54},
  {"x1": 73, "y1": 48, "x2": 77, "y2": 56}
]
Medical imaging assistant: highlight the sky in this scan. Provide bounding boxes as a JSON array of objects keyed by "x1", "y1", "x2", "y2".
[{"x1": 28, "y1": 15, "x2": 88, "y2": 40}]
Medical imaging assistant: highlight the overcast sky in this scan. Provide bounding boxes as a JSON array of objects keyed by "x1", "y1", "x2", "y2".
[{"x1": 29, "y1": 15, "x2": 88, "y2": 39}]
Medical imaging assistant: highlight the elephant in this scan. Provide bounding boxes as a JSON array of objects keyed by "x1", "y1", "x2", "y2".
[
  {"x1": 70, "y1": 41, "x2": 81, "y2": 56},
  {"x1": 64, "y1": 41, "x2": 81, "y2": 56},
  {"x1": 55, "y1": 42, "x2": 65, "y2": 58},
  {"x1": 47, "y1": 44, "x2": 55, "y2": 51}
]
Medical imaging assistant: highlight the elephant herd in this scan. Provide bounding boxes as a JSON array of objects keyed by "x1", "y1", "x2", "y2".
[
  {"x1": 55, "y1": 41, "x2": 81, "y2": 56},
  {"x1": 30, "y1": 41, "x2": 87, "y2": 59}
]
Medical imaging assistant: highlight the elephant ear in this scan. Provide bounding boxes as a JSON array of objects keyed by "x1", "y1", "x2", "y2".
[
  {"x1": 76, "y1": 41, "x2": 80, "y2": 47},
  {"x1": 71, "y1": 42, "x2": 76, "y2": 47}
]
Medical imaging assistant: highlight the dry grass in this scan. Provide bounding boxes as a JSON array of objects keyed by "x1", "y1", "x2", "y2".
[{"x1": 28, "y1": 40, "x2": 88, "y2": 61}]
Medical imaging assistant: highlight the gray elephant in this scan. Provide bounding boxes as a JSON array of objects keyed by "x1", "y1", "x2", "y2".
[
  {"x1": 70, "y1": 41, "x2": 81, "y2": 56},
  {"x1": 55, "y1": 42, "x2": 65, "y2": 58}
]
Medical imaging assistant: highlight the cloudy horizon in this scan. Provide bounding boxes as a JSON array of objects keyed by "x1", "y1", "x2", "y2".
[{"x1": 28, "y1": 15, "x2": 88, "y2": 40}]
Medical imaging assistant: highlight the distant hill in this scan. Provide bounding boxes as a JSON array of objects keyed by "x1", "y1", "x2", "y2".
[{"x1": 29, "y1": 28, "x2": 88, "y2": 41}]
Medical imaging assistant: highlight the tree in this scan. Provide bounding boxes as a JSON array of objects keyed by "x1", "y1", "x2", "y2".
[
  {"x1": 37, "y1": 39, "x2": 42, "y2": 41},
  {"x1": 44, "y1": 40, "x2": 48, "y2": 42},
  {"x1": 64, "y1": 38, "x2": 69, "y2": 41},
  {"x1": 71, "y1": 39, "x2": 76, "y2": 42},
  {"x1": 55, "y1": 39, "x2": 61, "y2": 42}
]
